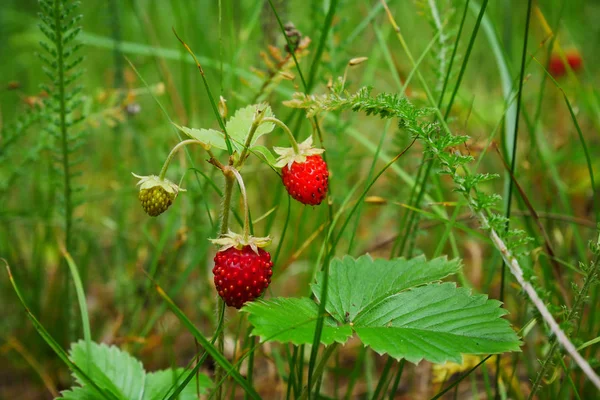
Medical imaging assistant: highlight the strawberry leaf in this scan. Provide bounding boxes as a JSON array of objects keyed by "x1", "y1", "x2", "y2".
[
  {"x1": 311, "y1": 255, "x2": 461, "y2": 323},
  {"x1": 353, "y1": 283, "x2": 521, "y2": 364},
  {"x1": 242, "y1": 297, "x2": 353, "y2": 345},
  {"x1": 244, "y1": 255, "x2": 521, "y2": 364},
  {"x1": 172, "y1": 123, "x2": 229, "y2": 150},
  {"x1": 249, "y1": 145, "x2": 277, "y2": 167},
  {"x1": 70, "y1": 340, "x2": 144, "y2": 399},
  {"x1": 144, "y1": 368, "x2": 212, "y2": 400},
  {"x1": 60, "y1": 341, "x2": 211, "y2": 399},
  {"x1": 226, "y1": 104, "x2": 274, "y2": 151}
]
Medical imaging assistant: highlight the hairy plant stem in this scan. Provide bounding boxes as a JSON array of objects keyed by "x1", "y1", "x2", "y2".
[
  {"x1": 483, "y1": 219, "x2": 600, "y2": 391},
  {"x1": 228, "y1": 167, "x2": 250, "y2": 240},
  {"x1": 158, "y1": 139, "x2": 207, "y2": 180},
  {"x1": 261, "y1": 117, "x2": 300, "y2": 153},
  {"x1": 528, "y1": 240, "x2": 600, "y2": 398}
]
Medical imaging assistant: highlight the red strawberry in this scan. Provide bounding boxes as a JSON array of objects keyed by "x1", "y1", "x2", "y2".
[
  {"x1": 281, "y1": 155, "x2": 329, "y2": 205},
  {"x1": 548, "y1": 49, "x2": 583, "y2": 78},
  {"x1": 274, "y1": 136, "x2": 329, "y2": 206},
  {"x1": 211, "y1": 231, "x2": 273, "y2": 309}
]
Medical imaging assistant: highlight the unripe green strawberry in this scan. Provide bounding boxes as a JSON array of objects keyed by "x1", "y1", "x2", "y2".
[
  {"x1": 133, "y1": 173, "x2": 185, "y2": 217},
  {"x1": 274, "y1": 136, "x2": 328, "y2": 206},
  {"x1": 139, "y1": 186, "x2": 175, "y2": 216},
  {"x1": 211, "y1": 231, "x2": 272, "y2": 309}
]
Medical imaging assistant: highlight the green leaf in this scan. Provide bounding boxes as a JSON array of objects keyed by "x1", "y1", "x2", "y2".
[
  {"x1": 243, "y1": 298, "x2": 353, "y2": 345},
  {"x1": 70, "y1": 340, "x2": 145, "y2": 400},
  {"x1": 354, "y1": 283, "x2": 521, "y2": 364},
  {"x1": 58, "y1": 386, "x2": 106, "y2": 400},
  {"x1": 226, "y1": 104, "x2": 274, "y2": 150},
  {"x1": 311, "y1": 255, "x2": 461, "y2": 323},
  {"x1": 65, "y1": 341, "x2": 212, "y2": 400},
  {"x1": 172, "y1": 123, "x2": 228, "y2": 150},
  {"x1": 144, "y1": 368, "x2": 212, "y2": 400},
  {"x1": 249, "y1": 145, "x2": 277, "y2": 167},
  {"x1": 245, "y1": 255, "x2": 520, "y2": 365}
]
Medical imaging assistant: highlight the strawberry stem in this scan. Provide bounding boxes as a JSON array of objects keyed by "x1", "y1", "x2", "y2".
[
  {"x1": 228, "y1": 167, "x2": 251, "y2": 241},
  {"x1": 158, "y1": 139, "x2": 207, "y2": 180},
  {"x1": 236, "y1": 107, "x2": 266, "y2": 168},
  {"x1": 260, "y1": 117, "x2": 300, "y2": 154}
]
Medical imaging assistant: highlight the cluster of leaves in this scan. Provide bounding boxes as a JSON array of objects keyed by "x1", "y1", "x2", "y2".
[
  {"x1": 244, "y1": 255, "x2": 520, "y2": 364},
  {"x1": 38, "y1": 0, "x2": 86, "y2": 246},
  {"x1": 174, "y1": 103, "x2": 278, "y2": 167},
  {"x1": 284, "y1": 85, "x2": 533, "y2": 253},
  {"x1": 58, "y1": 341, "x2": 211, "y2": 399}
]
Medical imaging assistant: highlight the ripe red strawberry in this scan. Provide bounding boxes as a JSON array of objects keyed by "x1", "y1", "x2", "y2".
[
  {"x1": 213, "y1": 246, "x2": 273, "y2": 309},
  {"x1": 281, "y1": 154, "x2": 329, "y2": 205},
  {"x1": 211, "y1": 231, "x2": 273, "y2": 309},
  {"x1": 274, "y1": 136, "x2": 329, "y2": 206},
  {"x1": 548, "y1": 49, "x2": 583, "y2": 78}
]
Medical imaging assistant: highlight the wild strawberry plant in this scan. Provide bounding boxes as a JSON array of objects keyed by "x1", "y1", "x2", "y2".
[{"x1": 3, "y1": 1, "x2": 600, "y2": 399}]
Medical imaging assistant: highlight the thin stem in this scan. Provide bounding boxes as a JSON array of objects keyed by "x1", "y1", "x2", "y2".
[
  {"x1": 484, "y1": 218, "x2": 600, "y2": 391},
  {"x1": 215, "y1": 299, "x2": 226, "y2": 400},
  {"x1": 299, "y1": 343, "x2": 339, "y2": 400},
  {"x1": 53, "y1": 0, "x2": 72, "y2": 252},
  {"x1": 158, "y1": 139, "x2": 206, "y2": 180},
  {"x1": 260, "y1": 117, "x2": 300, "y2": 153},
  {"x1": 214, "y1": 169, "x2": 235, "y2": 399},
  {"x1": 497, "y1": 1, "x2": 533, "y2": 396},
  {"x1": 236, "y1": 109, "x2": 267, "y2": 168},
  {"x1": 220, "y1": 173, "x2": 235, "y2": 235},
  {"x1": 529, "y1": 243, "x2": 600, "y2": 398},
  {"x1": 227, "y1": 167, "x2": 250, "y2": 240}
]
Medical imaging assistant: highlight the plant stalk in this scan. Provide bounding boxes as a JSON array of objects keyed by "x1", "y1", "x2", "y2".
[
  {"x1": 158, "y1": 139, "x2": 206, "y2": 180},
  {"x1": 236, "y1": 109, "x2": 267, "y2": 167},
  {"x1": 261, "y1": 117, "x2": 300, "y2": 154},
  {"x1": 299, "y1": 343, "x2": 339, "y2": 400}
]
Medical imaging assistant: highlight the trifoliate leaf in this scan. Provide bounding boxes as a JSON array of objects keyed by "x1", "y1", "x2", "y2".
[
  {"x1": 226, "y1": 104, "x2": 274, "y2": 151},
  {"x1": 244, "y1": 255, "x2": 521, "y2": 365},
  {"x1": 172, "y1": 123, "x2": 228, "y2": 150}
]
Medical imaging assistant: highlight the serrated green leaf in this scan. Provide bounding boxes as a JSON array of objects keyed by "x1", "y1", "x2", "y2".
[
  {"x1": 172, "y1": 123, "x2": 228, "y2": 150},
  {"x1": 58, "y1": 386, "x2": 106, "y2": 400},
  {"x1": 70, "y1": 340, "x2": 144, "y2": 400},
  {"x1": 243, "y1": 298, "x2": 353, "y2": 345},
  {"x1": 246, "y1": 255, "x2": 519, "y2": 365},
  {"x1": 144, "y1": 368, "x2": 212, "y2": 400},
  {"x1": 226, "y1": 104, "x2": 274, "y2": 151},
  {"x1": 66, "y1": 341, "x2": 212, "y2": 400},
  {"x1": 311, "y1": 255, "x2": 461, "y2": 323},
  {"x1": 354, "y1": 283, "x2": 521, "y2": 364},
  {"x1": 249, "y1": 145, "x2": 277, "y2": 167}
]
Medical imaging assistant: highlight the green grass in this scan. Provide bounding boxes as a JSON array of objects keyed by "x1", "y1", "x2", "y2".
[{"x1": 1, "y1": 0, "x2": 600, "y2": 398}]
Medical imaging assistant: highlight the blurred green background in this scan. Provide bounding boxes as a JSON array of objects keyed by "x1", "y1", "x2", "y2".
[{"x1": 1, "y1": 0, "x2": 600, "y2": 398}]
